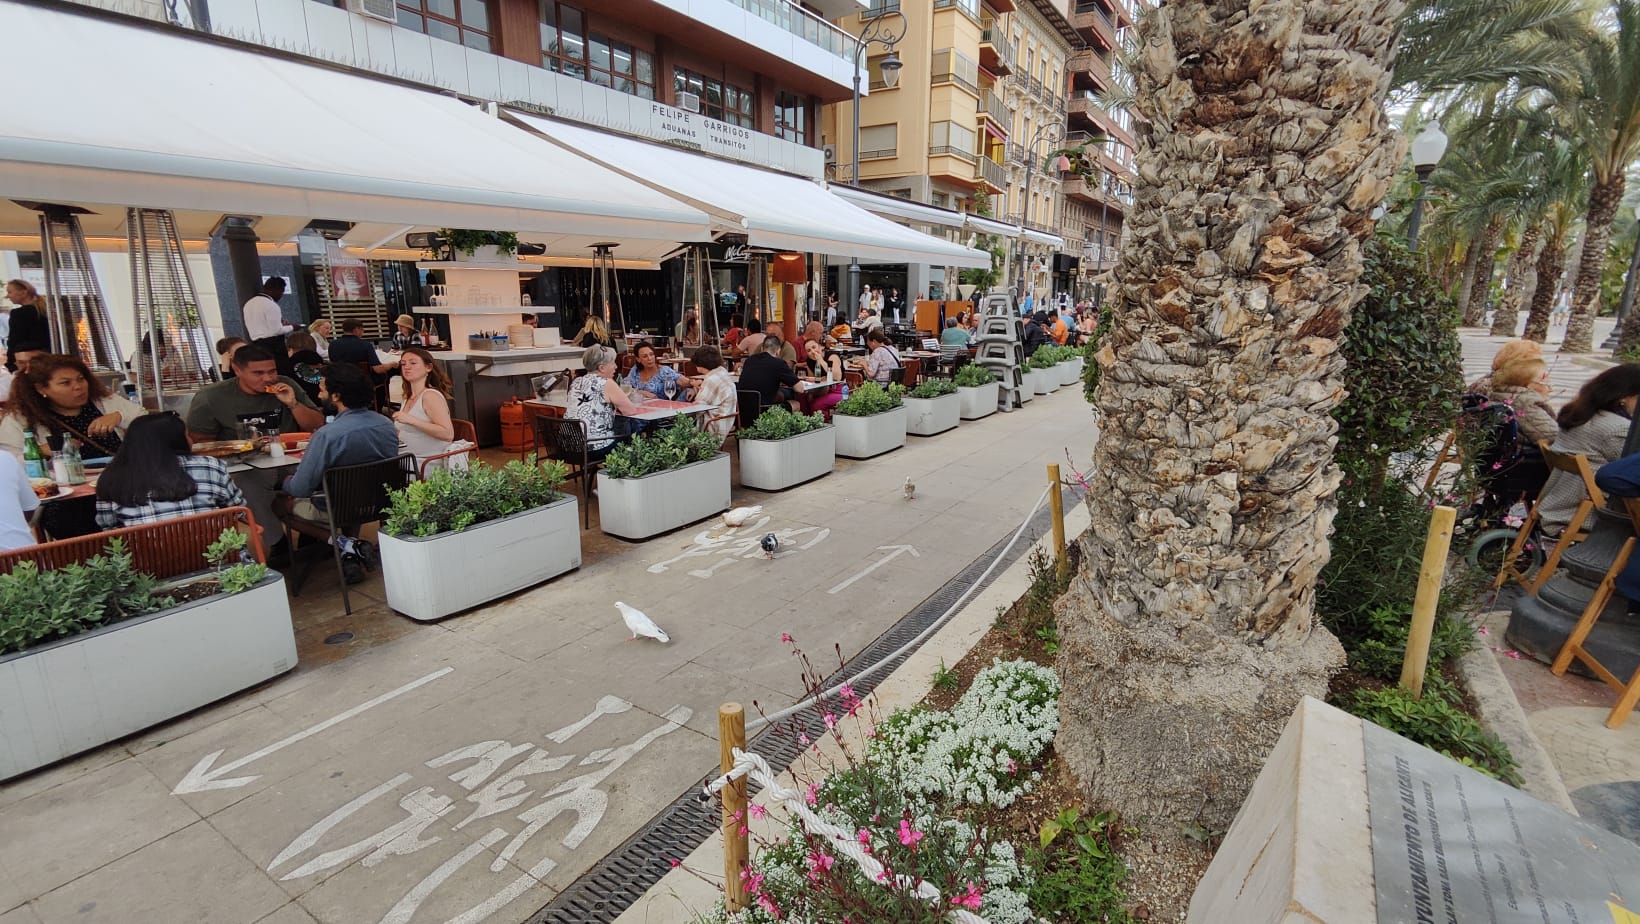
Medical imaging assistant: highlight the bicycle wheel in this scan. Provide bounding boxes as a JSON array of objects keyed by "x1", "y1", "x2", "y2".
[{"x1": 1467, "y1": 527, "x2": 1544, "y2": 579}]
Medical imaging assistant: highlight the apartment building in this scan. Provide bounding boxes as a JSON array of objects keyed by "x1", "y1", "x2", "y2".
[
  {"x1": 1001, "y1": 0, "x2": 1077, "y2": 303},
  {"x1": 1059, "y1": 0, "x2": 1138, "y2": 296}
]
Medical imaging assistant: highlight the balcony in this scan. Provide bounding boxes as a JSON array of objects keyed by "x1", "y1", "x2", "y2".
[
  {"x1": 1069, "y1": 92, "x2": 1135, "y2": 146},
  {"x1": 1063, "y1": 174, "x2": 1129, "y2": 215},
  {"x1": 1068, "y1": 47, "x2": 1114, "y2": 90},
  {"x1": 978, "y1": 91, "x2": 1010, "y2": 131},
  {"x1": 933, "y1": 0, "x2": 982, "y2": 22},
  {"x1": 720, "y1": 0, "x2": 865, "y2": 63},
  {"x1": 1070, "y1": 0, "x2": 1120, "y2": 50},
  {"x1": 975, "y1": 155, "x2": 1008, "y2": 192},
  {"x1": 979, "y1": 22, "x2": 1014, "y2": 75},
  {"x1": 1006, "y1": 141, "x2": 1027, "y2": 165}
]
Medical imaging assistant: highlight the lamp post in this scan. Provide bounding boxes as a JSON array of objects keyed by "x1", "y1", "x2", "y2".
[
  {"x1": 1602, "y1": 202, "x2": 1640, "y2": 352},
  {"x1": 847, "y1": 11, "x2": 905, "y2": 315},
  {"x1": 1405, "y1": 120, "x2": 1448, "y2": 252},
  {"x1": 1015, "y1": 121, "x2": 1063, "y2": 309}
]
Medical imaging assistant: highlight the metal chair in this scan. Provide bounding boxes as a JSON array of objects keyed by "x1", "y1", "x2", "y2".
[
  {"x1": 280, "y1": 453, "x2": 416, "y2": 614},
  {"x1": 416, "y1": 418, "x2": 479, "y2": 479},
  {"x1": 736, "y1": 389, "x2": 763, "y2": 430},
  {"x1": 534, "y1": 415, "x2": 598, "y2": 529}
]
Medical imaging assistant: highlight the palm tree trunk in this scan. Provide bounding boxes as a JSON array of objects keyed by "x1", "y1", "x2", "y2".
[
  {"x1": 1463, "y1": 218, "x2": 1503, "y2": 326},
  {"x1": 1522, "y1": 234, "x2": 1565, "y2": 342},
  {"x1": 1056, "y1": 0, "x2": 1401, "y2": 831},
  {"x1": 1562, "y1": 175, "x2": 1627, "y2": 352},
  {"x1": 1456, "y1": 235, "x2": 1485, "y2": 323},
  {"x1": 1490, "y1": 224, "x2": 1542, "y2": 336}
]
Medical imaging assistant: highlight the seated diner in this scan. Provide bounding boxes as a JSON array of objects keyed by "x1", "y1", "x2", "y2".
[{"x1": 95, "y1": 412, "x2": 247, "y2": 530}]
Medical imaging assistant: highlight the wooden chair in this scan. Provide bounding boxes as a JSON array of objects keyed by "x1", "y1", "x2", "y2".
[
  {"x1": 1550, "y1": 495, "x2": 1640, "y2": 729},
  {"x1": 534, "y1": 415, "x2": 598, "y2": 530},
  {"x1": 901, "y1": 358, "x2": 921, "y2": 387},
  {"x1": 417, "y1": 418, "x2": 479, "y2": 478},
  {"x1": 280, "y1": 454, "x2": 416, "y2": 614},
  {"x1": 1494, "y1": 442, "x2": 1601, "y2": 593},
  {"x1": 0, "y1": 506, "x2": 265, "y2": 578}
]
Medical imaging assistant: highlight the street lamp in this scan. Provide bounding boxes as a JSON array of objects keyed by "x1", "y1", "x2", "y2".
[
  {"x1": 1015, "y1": 121, "x2": 1063, "y2": 309},
  {"x1": 846, "y1": 10, "x2": 907, "y2": 315},
  {"x1": 1607, "y1": 202, "x2": 1640, "y2": 352},
  {"x1": 1406, "y1": 120, "x2": 1447, "y2": 251}
]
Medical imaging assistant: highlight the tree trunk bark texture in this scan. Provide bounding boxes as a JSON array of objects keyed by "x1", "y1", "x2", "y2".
[
  {"x1": 1522, "y1": 235, "x2": 1565, "y2": 343},
  {"x1": 1058, "y1": 0, "x2": 1402, "y2": 831},
  {"x1": 1490, "y1": 224, "x2": 1542, "y2": 337},
  {"x1": 1463, "y1": 218, "x2": 1503, "y2": 327},
  {"x1": 1562, "y1": 176, "x2": 1627, "y2": 353}
]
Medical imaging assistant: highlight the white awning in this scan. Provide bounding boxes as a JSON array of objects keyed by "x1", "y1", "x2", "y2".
[
  {"x1": 1022, "y1": 228, "x2": 1064, "y2": 248},
  {"x1": 508, "y1": 112, "x2": 992, "y2": 269},
  {"x1": 966, "y1": 215, "x2": 1023, "y2": 239},
  {"x1": 0, "y1": 2, "x2": 710, "y2": 257},
  {"x1": 827, "y1": 187, "x2": 969, "y2": 229}
]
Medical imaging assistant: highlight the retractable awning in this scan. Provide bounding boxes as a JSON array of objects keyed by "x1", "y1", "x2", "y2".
[
  {"x1": 1022, "y1": 228, "x2": 1064, "y2": 248},
  {"x1": 966, "y1": 215, "x2": 1023, "y2": 239},
  {"x1": 827, "y1": 187, "x2": 969, "y2": 230},
  {"x1": 0, "y1": 2, "x2": 710, "y2": 258},
  {"x1": 508, "y1": 112, "x2": 992, "y2": 269}
]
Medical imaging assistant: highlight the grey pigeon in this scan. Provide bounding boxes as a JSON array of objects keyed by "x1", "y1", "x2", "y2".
[
  {"x1": 761, "y1": 533, "x2": 780, "y2": 559},
  {"x1": 903, "y1": 475, "x2": 916, "y2": 500}
]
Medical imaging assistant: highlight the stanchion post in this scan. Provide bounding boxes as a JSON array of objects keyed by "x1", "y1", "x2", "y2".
[
  {"x1": 1400, "y1": 505, "x2": 1457, "y2": 699},
  {"x1": 1048, "y1": 464, "x2": 1068, "y2": 582},
  {"x1": 719, "y1": 702, "x2": 749, "y2": 911}
]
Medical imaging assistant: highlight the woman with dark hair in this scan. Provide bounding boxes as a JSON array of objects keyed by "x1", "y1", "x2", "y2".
[
  {"x1": 0, "y1": 354, "x2": 146, "y2": 463},
  {"x1": 1534, "y1": 364, "x2": 1640, "y2": 536},
  {"x1": 95, "y1": 413, "x2": 246, "y2": 530},
  {"x1": 625, "y1": 342, "x2": 695, "y2": 400}
]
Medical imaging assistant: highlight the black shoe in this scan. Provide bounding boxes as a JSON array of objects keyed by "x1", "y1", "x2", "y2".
[
  {"x1": 267, "y1": 538, "x2": 291, "y2": 568},
  {"x1": 341, "y1": 554, "x2": 367, "y2": 585},
  {"x1": 352, "y1": 539, "x2": 378, "y2": 572}
]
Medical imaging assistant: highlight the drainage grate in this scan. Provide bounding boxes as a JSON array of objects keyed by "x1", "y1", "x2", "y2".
[{"x1": 528, "y1": 489, "x2": 1083, "y2": 923}]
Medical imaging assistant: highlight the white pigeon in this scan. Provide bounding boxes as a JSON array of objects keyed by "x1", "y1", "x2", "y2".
[
  {"x1": 903, "y1": 476, "x2": 916, "y2": 500},
  {"x1": 722, "y1": 505, "x2": 764, "y2": 528},
  {"x1": 615, "y1": 601, "x2": 670, "y2": 643}
]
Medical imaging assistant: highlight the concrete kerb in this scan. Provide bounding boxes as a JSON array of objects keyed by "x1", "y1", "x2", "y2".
[
  {"x1": 610, "y1": 500, "x2": 1094, "y2": 923},
  {"x1": 1459, "y1": 608, "x2": 1577, "y2": 814}
]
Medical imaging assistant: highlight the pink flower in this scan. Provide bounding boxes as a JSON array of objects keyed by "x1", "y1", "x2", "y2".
[
  {"x1": 1505, "y1": 649, "x2": 1524, "y2": 660},
  {"x1": 749, "y1": 804, "x2": 767, "y2": 820},
  {"x1": 839, "y1": 683, "x2": 856, "y2": 701},
  {"x1": 806, "y1": 850, "x2": 835, "y2": 881},
  {"x1": 805, "y1": 782, "x2": 820, "y2": 807},
  {"x1": 823, "y1": 712, "x2": 838, "y2": 730},
  {"x1": 668, "y1": 857, "x2": 681, "y2": 868},
  {"x1": 954, "y1": 882, "x2": 983, "y2": 910},
  {"x1": 1006, "y1": 757, "x2": 1018, "y2": 774},
  {"x1": 1478, "y1": 626, "x2": 1490, "y2": 636},
  {"x1": 781, "y1": 633, "x2": 793, "y2": 643},
  {"x1": 742, "y1": 870, "x2": 765, "y2": 892},
  {"x1": 798, "y1": 732, "x2": 810, "y2": 746},
  {"x1": 756, "y1": 892, "x2": 782, "y2": 918},
  {"x1": 898, "y1": 818, "x2": 924, "y2": 848},
  {"x1": 857, "y1": 828, "x2": 872, "y2": 848}
]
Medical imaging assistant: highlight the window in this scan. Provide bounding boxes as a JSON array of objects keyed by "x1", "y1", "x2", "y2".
[
  {"x1": 540, "y1": 3, "x2": 656, "y2": 98},
  {"x1": 929, "y1": 121, "x2": 977, "y2": 160},
  {"x1": 674, "y1": 67, "x2": 754, "y2": 128},
  {"x1": 775, "y1": 90, "x2": 810, "y2": 145},
  {"x1": 929, "y1": 48, "x2": 980, "y2": 96},
  {"x1": 398, "y1": 0, "x2": 492, "y2": 51},
  {"x1": 859, "y1": 123, "x2": 898, "y2": 159}
]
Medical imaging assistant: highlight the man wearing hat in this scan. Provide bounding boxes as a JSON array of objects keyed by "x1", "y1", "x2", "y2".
[{"x1": 390, "y1": 314, "x2": 424, "y2": 352}]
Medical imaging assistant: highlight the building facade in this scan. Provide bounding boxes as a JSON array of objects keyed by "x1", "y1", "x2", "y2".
[{"x1": 1059, "y1": 0, "x2": 1138, "y2": 299}]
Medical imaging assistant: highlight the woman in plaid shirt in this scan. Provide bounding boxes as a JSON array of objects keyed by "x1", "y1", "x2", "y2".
[{"x1": 95, "y1": 413, "x2": 246, "y2": 530}]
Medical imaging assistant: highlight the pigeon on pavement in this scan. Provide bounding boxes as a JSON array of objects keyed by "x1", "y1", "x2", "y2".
[
  {"x1": 615, "y1": 601, "x2": 670, "y2": 643},
  {"x1": 761, "y1": 533, "x2": 780, "y2": 559},
  {"x1": 723, "y1": 505, "x2": 764, "y2": 528},
  {"x1": 903, "y1": 476, "x2": 916, "y2": 500}
]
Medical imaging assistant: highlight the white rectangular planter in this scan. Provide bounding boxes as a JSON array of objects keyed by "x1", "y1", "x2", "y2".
[
  {"x1": 597, "y1": 452, "x2": 731, "y2": 539},
  {"x1": 1030, "y1": 367, "x2": 1060, "y2": 394},
  {"x1": 739, "y1": 426, "x2": 835, "y2": 491},
  {"x1": 0, "y1": 576, "x2": 296, "y2": 781},
  {"x1": 905, "y1": 393, "x2": 961, "y2": 436},
  {"x1": 833, "y1": 405, "x2": 908, "y2": 458},
  {"x1": 380, "y1": 495, "x2": 581, "y2": 621},
  {"x1": 958, "y1": 381, "x2": 1000, "y2": 419},
  {"x1": 1057, "y1": 358, "x2": 1084, "y2": 387}
]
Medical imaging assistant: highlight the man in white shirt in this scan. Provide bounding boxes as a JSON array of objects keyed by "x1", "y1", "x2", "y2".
[
  {"x1": 243, "y1": 276, "x2": 295, "y2": 357},
  {"x1": 0, "y1": 451, "x2": 40, "y2": 551}
]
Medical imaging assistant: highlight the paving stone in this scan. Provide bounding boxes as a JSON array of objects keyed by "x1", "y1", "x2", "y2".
[{"x1": 252, "y1": 901, "x2": 320, "y2": 924}]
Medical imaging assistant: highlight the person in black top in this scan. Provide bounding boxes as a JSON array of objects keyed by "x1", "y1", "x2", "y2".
[
  {"x1": 737, "y1": 335, "x2": 799, "y2": 414},
  {"x1": 5, "y1": 279, "x2": 50, "y2": 371},
  {"x1": 327, "y1": 318, "x2": 398, "y2": 377},
  {"x1": 1021, "y1": 312, "x2": 1053, "y2": 356},
  {"x1": 285, "y1": 331, "x2": 327, "y2": 404}
]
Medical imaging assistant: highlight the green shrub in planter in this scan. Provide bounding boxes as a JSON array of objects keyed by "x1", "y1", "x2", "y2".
[
  {"x1": 383, "y1": 456, "x2": 568, "y2": 537},
  {"x1": 436, "y1": 228, "x2": 520, "y2": 256},
  {"x1": 739, "y1": 407, "x2": 827, "y2": 441},
  {"x1": 954, "y1": 364, "x2": 996, "y2": 387},
  {"x1": 835, "y1": 381, "x2": 905, "y2": 416},
  {"x1": 907, "y1": 378, "x2": 958, "y2": 399},
  {"x1": 601, "y1": 422, "x2": 721, "y2": 479},
  {"x1": 0, "y1": 539, "x2": 172, "y2": 656},
  {"x1": 1027, "y1": 346, "x2": 1061, "y2": 370}
]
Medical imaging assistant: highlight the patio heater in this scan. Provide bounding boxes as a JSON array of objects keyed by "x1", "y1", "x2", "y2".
[
  {"x1": 686, "y1": 245, "x2": 722, "y2": 347},
  {"x1": 25, "y1": 203, "x2": 122, "y2": 374},
  {"x1": 127, "y1": 208, "x2": 218, "y2": 409},
  {"x1": 588, "y1": 242, "x2": 628, "y2": 349}
]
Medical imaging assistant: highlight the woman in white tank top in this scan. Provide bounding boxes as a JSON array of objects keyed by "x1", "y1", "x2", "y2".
[{"x1": 391, "y1": 347, "x2": 456, "y2": 467}]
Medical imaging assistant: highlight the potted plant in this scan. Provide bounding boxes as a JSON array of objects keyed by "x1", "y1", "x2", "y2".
[
  {"x1": 832, "y1": 382, "x2": 907, "y2": 458},
  {"x1": 437, "y1": 229, "x2": 521, "y2": 262},
  {"x1": 597, "y1": 422, "x2": 731, "y2": 539},
  {"x1": 379, "y1": 457, "x2": 578, "y2": 621},
  {"x1": 1027, "y1": 346, "x2": 1061, "y2": 395},
  {"x1": 954, "y1": 363, "x2": 1001, "y2": 419},
  {"x1": 1054, "y1": 344, "x2": 1084, "y2": 386},
  {"x1": 738, "y1": 407, "x2": 834, "y2": 491},
  {"x1": 904, "y1": 378, "x2": 961, "y2": 436},
  {"x1": 0, "y1": 532, "x2": 295, "y2": 781}
]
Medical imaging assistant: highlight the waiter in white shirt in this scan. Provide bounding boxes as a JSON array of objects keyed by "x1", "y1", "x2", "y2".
[{"x1": 243, "y1": 276, "x2": 295, "y2": 359}]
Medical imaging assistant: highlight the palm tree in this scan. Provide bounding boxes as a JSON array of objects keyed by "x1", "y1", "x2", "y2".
[
  {"x1": 1056, "y1": 0, "x2": 1403, "y2": 830},
  {"x1": 1492, "y1": 222, "x2": 1546, "y2": 335},
  {"x1": 1554, "y1": 0, "x2": 1640, "y2": 352}
]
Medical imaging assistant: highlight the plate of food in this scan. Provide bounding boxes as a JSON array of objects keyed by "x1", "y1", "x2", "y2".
[
  {"x1": 30, "y1": 478, "x2": 72, "y2": 500},
  {"x1": 192, "y1": 439, "x2": 256, "y2": 458},
  {"x1": 278, "y1": 432, "x2": 313, "y2": 451}
]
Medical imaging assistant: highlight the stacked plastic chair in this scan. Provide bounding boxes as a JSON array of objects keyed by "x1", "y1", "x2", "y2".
[{"x1": 973, "y1": 292, "x2": 1027, "y2": 410}]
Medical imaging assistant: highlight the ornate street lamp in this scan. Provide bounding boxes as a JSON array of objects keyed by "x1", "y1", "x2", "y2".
[
  {"x1": 1015, "y1": 121, "x2": 1063, "y2": 308},
  {"x1": 846, "y1": 11, "x2": 907, "y2": 313},
  {"x1": 1406, "y1": 121, "x2": 1448, "y2": 251}
]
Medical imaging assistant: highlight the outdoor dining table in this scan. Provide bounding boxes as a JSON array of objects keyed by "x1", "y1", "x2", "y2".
[{"x1": 523, "y1": 396, "x2": 715, "y2": 423}]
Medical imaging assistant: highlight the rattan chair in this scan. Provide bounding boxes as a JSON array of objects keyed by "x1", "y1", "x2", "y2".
[
  {"x1": 0, "y1": 506, "x2": 265, "y2": 578},
  {"x1": 280, "y1": 454, "x2": 415, "y2": 614}
]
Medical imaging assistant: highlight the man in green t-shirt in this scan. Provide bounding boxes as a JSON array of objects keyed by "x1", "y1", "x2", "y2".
[{"x1": 186, "y1": 344, "x2": 324, "y2": 442}]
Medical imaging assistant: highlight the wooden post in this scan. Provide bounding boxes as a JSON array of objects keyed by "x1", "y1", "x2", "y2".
[
  {"x1": 719, "y1": 702, "x2": 749, "y2": 911},
  {"x1": 1048, "y1": 464, "x2": 1068, "y2": 582},
  {"x1": 1400, "y1": 505, "x2": 1456, "y2": 700}
]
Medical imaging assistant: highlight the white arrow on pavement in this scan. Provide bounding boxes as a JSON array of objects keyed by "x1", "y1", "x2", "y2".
[
  {"x1": 828, "y1": 544, "x2": 919, "y2": 595},
  {"x1": 172, "y1": 667, "x2": 454, "y2": 795}
]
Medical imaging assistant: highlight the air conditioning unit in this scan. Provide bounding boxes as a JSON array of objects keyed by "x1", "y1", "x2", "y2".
[
  {"x1": 675, "y1": 91, "x2": 701, "y2": 113},
  {"x1": 348, "y1": 0, "x2": 396, "y2": 22},
  {"x1": 823, "y1": 144, "x2": 837, "y2": 163}
]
